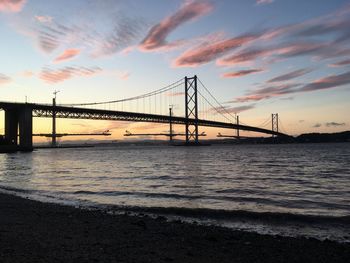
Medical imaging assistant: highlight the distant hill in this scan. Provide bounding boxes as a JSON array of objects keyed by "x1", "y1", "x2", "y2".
[{"x1": 296, "y1": 131, "x2": 350, "y2": 143}]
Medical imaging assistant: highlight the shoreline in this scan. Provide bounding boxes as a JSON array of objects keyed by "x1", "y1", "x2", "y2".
[{"x1": 0, "y1": 192, "x2": 349, "y2": 262}]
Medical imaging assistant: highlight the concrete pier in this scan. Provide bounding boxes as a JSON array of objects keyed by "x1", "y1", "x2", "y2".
[
  {"x1": 5, "y1": 109, "x2": 18, "y2": 145},
  {"x1": 3, "y1": 105, "x2": 33, "y2": 152}
]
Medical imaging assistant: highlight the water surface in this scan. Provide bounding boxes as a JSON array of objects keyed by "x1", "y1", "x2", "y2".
[{"x1": 1, "y1": 143, "x2": 349, "y2": 241}]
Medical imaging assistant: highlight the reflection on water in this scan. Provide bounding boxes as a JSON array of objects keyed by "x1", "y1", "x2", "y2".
[{"x1": 0, "y1": 143, "x2": 349, "y2": 218}]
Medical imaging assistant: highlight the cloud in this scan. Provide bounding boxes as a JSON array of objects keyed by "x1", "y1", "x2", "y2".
[
  {"x1": 20, "y1": 70, "x2": 34, "y2": 78},
  {"x1": 214, "y1": 104, "x2": 255, "y2": 114},
  {"x1": 280, "y1": 96, "x2": 294, "y2": 101},
  {"x1": 139, "y1": 1, "x2": 213, "y2": 51},
  {"x1": 0, "y1": 0, "x2": 26, "y2": 12},
  {"x1": 214, "y1": 6, "x2": 350, "y2": 69},
  {"x1": 118, "y1": 71, "x2": 129, "y2": 80},
  {"x1": 94, "y1": 17, "x2": 144, "y2": 57},
  {"x1": 0, "y1": 73, "x2": 12, "y2": 85},
  {"x1": 221, "y1": 68, "x2": 264, "y2": 78},
  {"x1": 267, "y1": 68, "x2": 312, "y2": 82},
  {"x1": 217, "y1": 47, "x2": 272, "y2": 67},
  {"x1": 232, "y1": 70, "x2": 350, "y2": 103},
  {"x1": 37, "y1": 23, "x2": 72, "y2": 53},
  {"x1": 256, "y1": 0, "x2": 274, "y2": 5},
  {"x1": 34, "y1": 15, "x2": 53, "y2": 23},
  {"x1": 325, "y1": 122, "x2": 345, "y2": 127},
  {"x1": 54, "y1": 48, "x2": 80, "y2": 63},
  {"x1": 300, "y1": 70, "x2": 350, "y2": 92},
  {"x1": 39, "y1": 66, "x2": 101, "y2": 84},
  {"x1": 12, "y1": 5, "x2": 145, "y2": 58},
  {"x1": 173, "y1": 34, "x2": 258, "y2": 67},
  {"x1": 217, "y1": 42, "x2": 325, "y2": 67},
  {"x1": 313, "y1": 123, "x2": 322, "y2": 128},
  {"x1": 329, "y1": 59, "x2": 350, "y2": 67},
  {"x1": 233, "y1": 83, "x2": 300, "y2": 103},
  {"x1": 166, "y1": 91, "x2": 185, "y2": 97},
  {"x1": 133, "y1": 123, "x2": 167, "y2": 131}
]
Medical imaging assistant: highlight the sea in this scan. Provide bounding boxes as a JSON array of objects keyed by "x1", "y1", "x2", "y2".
[{"x1": 0, "y1": 143, "x2": 349, "y2": 242}]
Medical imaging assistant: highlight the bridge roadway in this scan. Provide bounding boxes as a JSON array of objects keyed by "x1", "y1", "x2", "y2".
[{"x1": 0, "y1": 101, "x2": 289, "y2": 138}]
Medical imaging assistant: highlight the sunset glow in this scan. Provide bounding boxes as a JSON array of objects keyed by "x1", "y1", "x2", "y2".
[{"x1": 1, "y1": 0, "x2": 349, "y2": 142}]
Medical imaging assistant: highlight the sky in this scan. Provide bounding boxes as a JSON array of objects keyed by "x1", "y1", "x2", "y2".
[{"x1": 0, "y1": 0, "x2": 350, "y2": 142}]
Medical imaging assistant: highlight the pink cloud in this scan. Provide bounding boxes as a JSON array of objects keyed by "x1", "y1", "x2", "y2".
[
  {"x1": 120, "y1": 46, "x2": 135, "y2": 55},
  {"x1": 233, "y1": 83, "x2": 300, "y2": 103},
  {"x1": 173, "y1": 34, "x2": 258, "y2": 67},
  {"x1": 231, "y1": 70, "x2": 350, "y2": 103},
  {"x1": 34, "y1": 15, "x2": 53, "y2": 23},
  {"x1": 0, "y1": 73, "x2": 11, "y2": 85},
  {"x1": 139, "y1": 1, "x2": 213, "y2": 51},
  {"x1": 217, "y1": 42, "x2": 326, "y2": 67},
  {"x1": 217, "y1": 48, "x2": 271, "y2": 67},
  {"x1": 40, "y1": 66, "x2": 101, "y2": 84},
  {"x1": 54, "y1": 48, "x2": 80, "y2": 63},
  {"x1": 0, "y1": 0, "x2": 26, "y2": 12},
  {"x1": 118, "y1": 71, "x2": 130, "y2": 80},
  {"x1": 267, "y1": 68, "x2": 312, "y2": 82},
  {"x1": 300, "y1": 70, "x2": 350, "y2": 92},
  {"x1": 221, "y1": 69, "x2": 264, "y2": 78}
]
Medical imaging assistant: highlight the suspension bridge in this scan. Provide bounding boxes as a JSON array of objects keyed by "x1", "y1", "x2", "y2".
[{"x1": 0, "y1": 75, "x2": 290, "y2": 151}]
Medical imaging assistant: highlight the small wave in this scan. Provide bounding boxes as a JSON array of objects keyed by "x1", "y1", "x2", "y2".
[
  {"x1": 106, "y1": 205, "x2": 350, "y2": 225},
  {"x1": 0, "y1": 185, "x2": 33, "y2": 194},
  {"x1": 103, "y1": 205, "x2": 350, "y2": 243}
]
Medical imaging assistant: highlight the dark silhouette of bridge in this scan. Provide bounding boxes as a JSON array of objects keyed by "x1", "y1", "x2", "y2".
[{"x1": 0, "y1": 76, "x2": 290, "y2": 150}]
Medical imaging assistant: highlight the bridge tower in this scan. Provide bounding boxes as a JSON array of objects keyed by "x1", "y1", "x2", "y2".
[
  {"x1": 272, "y1": 113, "x2": 279, "y2": 136},
  {"x1": 185, "y1": 75, "x2": 199, "y2": 144},
  {"x1": 236, "y1": 115, "x2": 240, "y2": 139},
  {"x1": 169, "y1": 106, "x2": 173, "y2": 143}
]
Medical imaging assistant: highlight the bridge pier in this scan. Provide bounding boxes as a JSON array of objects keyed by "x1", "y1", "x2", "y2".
[
  {"x1": 4, "y1": 106, "x2": 33, "y2": 151},
  {"x1": 5, "y1": 109, "x2": 19, "y2": 145},
  {"x1": 18, "y1": 106, "x2": 33, "y2": 150}
]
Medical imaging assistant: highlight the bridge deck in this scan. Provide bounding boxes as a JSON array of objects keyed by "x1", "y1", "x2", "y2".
[{"x1": 0, "y1": 102, "x2": 289, "y2": 137}]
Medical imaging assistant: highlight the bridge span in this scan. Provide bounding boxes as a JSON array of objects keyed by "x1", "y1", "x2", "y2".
[
  {"x1": 0, "y1": 76, "x2": 290, "y2": 150},
  {"x1": 0, "y1": 101, "x2": 289, "y2": 150}
]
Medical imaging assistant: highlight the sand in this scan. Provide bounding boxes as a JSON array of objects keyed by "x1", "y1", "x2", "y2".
[{"x1": 0, "y1": 192, "x2": 349, "y2": 263}]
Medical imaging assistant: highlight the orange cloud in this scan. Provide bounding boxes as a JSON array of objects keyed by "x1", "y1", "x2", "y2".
[
  {"x1": 21, "y1": 70, "x2": 35, "y2": 78},
  {"x1": 139, "y1": 1, "x2": 213, "y2": 51},
  {"x1": 0, "y1": 0, "x2": 26, "y2": 12},
  {"x1": 221, "y1": 69, "x2": 264, "y2": 78},
  {"x1": 54, "y1": 48, "x2": 80, "y2": 63}
]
